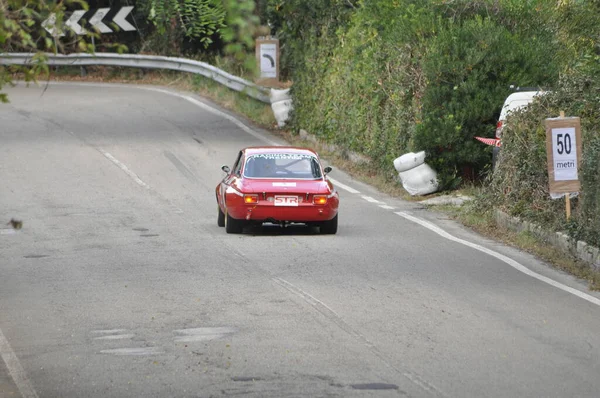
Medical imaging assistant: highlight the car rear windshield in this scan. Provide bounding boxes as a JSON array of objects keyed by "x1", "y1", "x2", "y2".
[{"x1": 243, "y1": 153, "x2": 322, "y2": 179}]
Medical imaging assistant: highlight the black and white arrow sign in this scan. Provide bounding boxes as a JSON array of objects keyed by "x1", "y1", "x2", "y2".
[
  {"x1": 88, "y1": 8, "x2": 112, "y2": 34},
  {"x1": 41, "y1": 13, "x2": 64, "y2": 37},
  {"x1": 41, "y1": 7, "x2": 136, "y2": 36},
  {"x1": 65, "y1": 10, "x2": 87, "y2": 35},
  {"x1": 113, "y1": 6, "x2": 136, "y2": 32}
]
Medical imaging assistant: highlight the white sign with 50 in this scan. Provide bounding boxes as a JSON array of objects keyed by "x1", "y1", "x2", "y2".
[{"x1": 552, "y1": 127, "x2": 578, "y2": 181}]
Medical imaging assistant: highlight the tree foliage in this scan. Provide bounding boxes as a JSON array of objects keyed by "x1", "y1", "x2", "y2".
[
  {"x1": 0, "y1": 0, "x2": 127, "y2": 103},
  {"x1": 264, "y1": 0, "x2": 356, "y2": 79},
  {"x1": 142, "y1": 0, "x2": 259, "y2": 70},
  {"x1": 145, "y1": 0, "x2": 226, "y2": 48},
  {"x1": 470, "y1": 0, "x2": 600, "y2": 246},
  {"x1": 1, "y1": 0, "x2": 262, "y2": 102},
  {"x1": 269, "y1": 0, "x2": 567, "y2": 188}
]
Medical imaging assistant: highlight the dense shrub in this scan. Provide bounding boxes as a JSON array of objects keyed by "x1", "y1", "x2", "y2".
[
  {"x1": 276, "y1": 1, "x2": 419, "y2": 172},
  {"x1": 483, "y1": 97, "x2": 565, "y2": 227},
  {"x1": 264, "y1": 0, "x2": 355, "y2": 81},
  {"x1": 271, "y1": 0, "x2": 560, "y2": 188},
  {"x1": 415, "y1": 14, "x2": 558, "y2": 188},
  {"x1": 484, "y1": 57, "x2": 600, "y2": 247}
]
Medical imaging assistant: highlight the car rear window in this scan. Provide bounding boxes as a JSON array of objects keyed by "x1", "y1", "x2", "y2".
[{"x1": 243, "y1": 153, "x2": 322, "y2": 179}]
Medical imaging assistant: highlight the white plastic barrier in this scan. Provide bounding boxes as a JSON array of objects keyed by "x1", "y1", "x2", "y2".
[
  {"x1": 270, "y1": 88, "x2": 293, "y2": 127},
  {"x1": 393, "y1": 151, "x2": 426, "y2": 173},
  {"x1": 393, "y1": 151, "x2": 439, "y2": 196}
]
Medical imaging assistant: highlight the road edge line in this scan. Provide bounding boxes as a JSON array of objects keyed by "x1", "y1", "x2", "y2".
[
  {"x1": 396, "y1": 211, "x2": 600, "y2": 307},
  {"x1": 0, "y1": 327, "x2": 39, "y2": 398}
]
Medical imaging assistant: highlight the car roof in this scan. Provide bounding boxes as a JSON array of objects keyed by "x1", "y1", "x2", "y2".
[
  {"x1": 243, "y1": 146, "x2": 319, "y2": 157},
  {"x1": 499, "y1": 91, "x2": 547, "y2": 120}
]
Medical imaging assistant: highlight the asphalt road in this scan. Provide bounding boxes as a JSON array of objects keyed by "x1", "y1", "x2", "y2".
[{"x1": 1, "y1": 82, "x2": 600, "y2": 398}]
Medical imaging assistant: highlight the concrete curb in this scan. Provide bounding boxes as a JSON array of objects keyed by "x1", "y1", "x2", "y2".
[{"x1": 494, "y1": 209, "x2": 600, "y2": 271}]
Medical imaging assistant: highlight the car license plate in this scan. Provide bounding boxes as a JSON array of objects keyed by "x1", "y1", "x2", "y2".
[{"x1": 274, "y1": 195, "x2": 299, "y2": 206}]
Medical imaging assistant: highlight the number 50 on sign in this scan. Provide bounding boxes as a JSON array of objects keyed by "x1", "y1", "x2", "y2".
[{"x1": 544, "y1": 115, "x2": 582, "y2": 194}]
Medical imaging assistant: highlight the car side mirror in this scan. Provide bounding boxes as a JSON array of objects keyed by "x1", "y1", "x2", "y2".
[
  {"x1": 221, "y1": 165, "x2": 231, "y2": 173},
  {"x1": 323, "y1": 166, "x2": 332, "y2": 175}
]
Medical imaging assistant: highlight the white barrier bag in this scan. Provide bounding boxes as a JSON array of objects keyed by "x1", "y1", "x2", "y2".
[
  {"x1": 398, "y1": 163, "x2": 439, "y2": 196},
  {"x1": 271, "y1": 99, "x2": 293, "y2": 127},
  {"x1": 270, "y1": 88, "x2": 291, "y2": 103},
  {"x1": 393, "y1": 151, "x2": 426, "y2": 173},
  {"x1": 270, "y1": 88, "x2": 293, "y2": 127},
  {"x1": 393, "y1": 151, "x2": 439, "y2": 196}
]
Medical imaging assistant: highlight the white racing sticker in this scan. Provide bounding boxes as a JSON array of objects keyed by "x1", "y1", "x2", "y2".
[
  {"x1": 272, "y1": 182, "x2": 296, "y2": 187},
  {"x1": 253, "y1": 153, "x2": 313, "y2": 160}
]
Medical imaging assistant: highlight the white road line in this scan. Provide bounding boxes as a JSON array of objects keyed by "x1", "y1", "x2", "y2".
[
  {"x1": 90, "y1": 329, "x2": 128, "y2": 334},
  {"x1": 173, "y1": 327, "x2": 237, "y2": 343},
  {"x1": 93, "y1": 334, "x2": 135, "y2": 340},
  {"x1": 361, "y1": 195, "x2": 384, "y2": 204},
  {"x1": 328, "y1": 178, "x2": 360, "y2": 194},
  {"x1": 100, "y1": 151, "x2": 149, "y2": 188},
  {"x1": 0, "y1": 328, "x2": 39, "y2": 398},
  {"x1": 100, "y1": 347, "x2": 164, "y2": 356},
  {"x1": 396, "y1": 211, "x2": 600, "y2": 307},
  {"x1": 144, "y1": 87, "x2": 280, "y2": 146}
]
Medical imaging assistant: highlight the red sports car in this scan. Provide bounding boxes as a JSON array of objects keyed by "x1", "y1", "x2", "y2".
[{"x1": 216, "y1": 146, "x2": 339, "y2": 234}]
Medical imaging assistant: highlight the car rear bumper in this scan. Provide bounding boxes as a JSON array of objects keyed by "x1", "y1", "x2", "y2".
[{"x1": 227, "y1": 200, "x2": 338, "y2": 223}]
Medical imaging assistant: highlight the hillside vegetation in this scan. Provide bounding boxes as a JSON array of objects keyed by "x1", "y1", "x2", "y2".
[{"x1": 267, "y1": 0, "x2": 600, "y2": 247}]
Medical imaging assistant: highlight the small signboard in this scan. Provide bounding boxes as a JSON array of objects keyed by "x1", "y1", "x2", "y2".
[
  {"x1": 256, "y1": 37, "x2": 279, "y2": 84},
  {"x1": 544, "y1": 115, "x2": 582, "y2": 194}
]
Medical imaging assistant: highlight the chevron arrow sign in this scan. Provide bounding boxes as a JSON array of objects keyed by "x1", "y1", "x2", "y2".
[{"x1": 41, "y1": 6, "x2": 136, "y2": 36}]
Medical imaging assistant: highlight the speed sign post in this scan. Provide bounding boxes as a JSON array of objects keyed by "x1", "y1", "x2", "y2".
[{"x1": 544, "y1": 111, "x2": 582, "y2": 220}]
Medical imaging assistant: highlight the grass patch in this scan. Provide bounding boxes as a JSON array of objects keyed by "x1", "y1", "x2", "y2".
[{"x1": 189, "y1": 75, "x2": 275, "y2": 127}]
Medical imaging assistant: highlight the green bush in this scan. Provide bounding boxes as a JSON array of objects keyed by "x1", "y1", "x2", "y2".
[
  {"x1": 414, "y1": 14, "x2": 557, "y2": 188},
  {"x1": 271, "y1": 0, "x2": 600, "y2": 247},
  {"x1": 286, "y1": 1, "x2": 430, "y2": 174},
  {"x1": 483, "y1": 97, "x2": 565, "y2": 228},
  {"x1": 271, "y1": 0, "x2": 559, "y2": 187},
  {"x1": 479, "y1": 56, "x2": 600, "y2": 247}
]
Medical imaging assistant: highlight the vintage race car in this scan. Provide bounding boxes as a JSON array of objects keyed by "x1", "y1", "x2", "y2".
[{"x1": 216, "y1": 146, "x2": 339, "y2": 234}]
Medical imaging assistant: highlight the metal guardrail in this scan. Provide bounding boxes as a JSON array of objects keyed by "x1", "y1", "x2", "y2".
[{"x1": 0, "y1": 52, "x2": 271, "y2": 103}]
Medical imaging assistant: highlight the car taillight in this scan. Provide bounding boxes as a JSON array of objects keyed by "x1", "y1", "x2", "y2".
[
  {"x1": 495, "y1": 121, "x2": 503, "y2": 139},
  {"x1": 313, "y1": 195, "x2": 327, "y2": 205},
  {"x1": 244, "y1": 194, "x2": 258, "y2": 204}
]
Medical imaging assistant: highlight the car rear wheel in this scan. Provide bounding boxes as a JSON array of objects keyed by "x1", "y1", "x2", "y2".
[
  {"x1": 225, "y1": 210, "x2": 244, "y2": 234},
  {"x1": 320, "y1": 214, "x2": 338, "y2": 234},
  {"x1": 217, "y1": 205, "x2": 225, "y2": 227}
]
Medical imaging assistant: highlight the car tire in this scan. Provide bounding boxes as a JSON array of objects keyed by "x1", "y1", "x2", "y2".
[
  {"x1": 320, "y1": 214, "x2": 338, "y2": 234},
  {"x1": 225, "y1": 210, "x2": 244, "y2": 234},
  {"x1": 217, "y1": 206, "x2": 225, "y2": 227}
]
